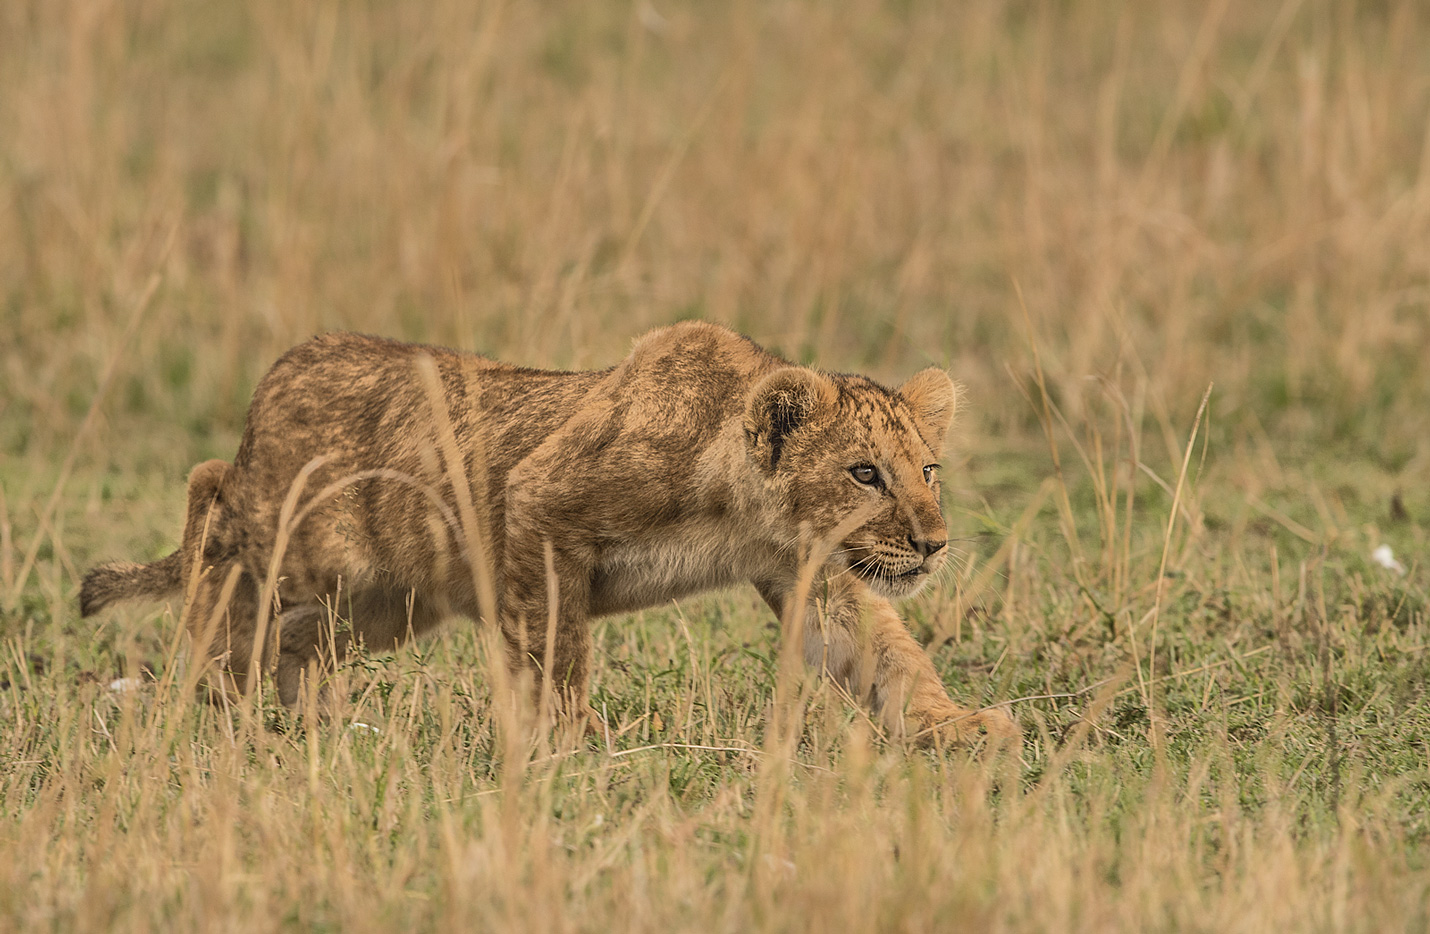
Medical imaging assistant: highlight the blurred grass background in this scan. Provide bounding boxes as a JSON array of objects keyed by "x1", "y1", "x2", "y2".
[{"x1": 3, "y1": 0, "x2": 1430, "y2": 930}]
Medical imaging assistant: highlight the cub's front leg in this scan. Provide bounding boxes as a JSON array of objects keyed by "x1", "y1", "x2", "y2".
[
  {"x1": 500, "y1": 474, "x2": 606, "y2": 730},
  {"x1": 498, "y1": 541, "x2": 596, "y2": 722},
  {"x1": 766, "y1": 576, "x2": 1019, "y2": 746}
]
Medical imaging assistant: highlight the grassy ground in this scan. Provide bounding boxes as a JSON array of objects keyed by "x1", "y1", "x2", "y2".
[{"x1": 3, "y1": 0, "x2": 1430, "y2": 930}]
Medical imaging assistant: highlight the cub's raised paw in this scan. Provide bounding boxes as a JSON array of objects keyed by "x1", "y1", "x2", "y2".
[{"x1": 910, "y1": 704, "x2": 1020, "y2": 748}]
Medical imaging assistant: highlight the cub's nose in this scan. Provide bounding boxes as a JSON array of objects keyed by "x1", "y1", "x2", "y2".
[{"x1": 910, "y1": 537, "x2": 947, "y2": 558}]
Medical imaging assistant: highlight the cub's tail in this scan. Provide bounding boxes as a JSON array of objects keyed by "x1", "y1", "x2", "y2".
[
  {"x1": 80, "y1": 554, "x2": 184, "y2": 617},
  {"x1": 79, "y1": 459, "x2": 231, "y2": 618}
]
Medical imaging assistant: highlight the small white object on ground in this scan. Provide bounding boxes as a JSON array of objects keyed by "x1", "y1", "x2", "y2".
[
  {"x1": 350, "y1": 721, "x2": 381, "y2": 734},
  {"x1": 1372, "y1": 544, "x2": 1407, "y2": 575},
  {"x1": 108, "y1": 677, "x2": 144, "y2": 694}
]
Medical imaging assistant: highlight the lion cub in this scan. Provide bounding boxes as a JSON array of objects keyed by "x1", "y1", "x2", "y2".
[{"x1": 82, "y1": 322, "x2": 1016, "y2": 744}]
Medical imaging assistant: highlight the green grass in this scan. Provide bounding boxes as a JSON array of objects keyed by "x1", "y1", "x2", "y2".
[{"x1": 3, "y1": 0, "x2": 1430, "y2": 930}]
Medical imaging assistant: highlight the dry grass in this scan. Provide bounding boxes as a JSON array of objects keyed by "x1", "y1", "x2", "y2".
[{"x1": 3, "y1": 0, "x2": 1430, "y2": 930}]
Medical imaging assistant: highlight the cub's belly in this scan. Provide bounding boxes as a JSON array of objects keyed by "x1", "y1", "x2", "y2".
[{"x1": 588, "y1": 533, "x2": 760, "y2": 617}]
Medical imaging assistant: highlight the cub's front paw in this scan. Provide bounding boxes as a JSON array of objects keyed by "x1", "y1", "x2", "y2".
[{"x1": 910, "y1": 703, "x2": 1020, "y2": 748}]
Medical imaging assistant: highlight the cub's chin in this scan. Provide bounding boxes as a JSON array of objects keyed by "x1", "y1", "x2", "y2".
[{"x1": 848, "y1": 559, "x2": 938, "y2": 599}]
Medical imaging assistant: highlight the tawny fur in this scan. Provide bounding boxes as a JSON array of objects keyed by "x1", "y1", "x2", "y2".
[{"x1": 81, "y1": 322, "x2": 1017, "y2": 744}]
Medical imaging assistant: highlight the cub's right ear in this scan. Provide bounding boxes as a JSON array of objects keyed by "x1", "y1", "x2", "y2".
[{"x1": 743, "y1": 367, "x2": 836, "y2": 472}]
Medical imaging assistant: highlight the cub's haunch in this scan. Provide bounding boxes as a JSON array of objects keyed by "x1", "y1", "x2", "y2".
[{"x1": 81, "y1": 322, "x2": 1017, "y2": 744}]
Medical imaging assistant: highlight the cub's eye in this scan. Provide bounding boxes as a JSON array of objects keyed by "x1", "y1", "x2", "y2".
[
  {"x1": 923, "y1": 464, "x2": 939, "y2": 484},
  {"x1": 850, "y1": 465, "x2": 880, "y2": 486}
]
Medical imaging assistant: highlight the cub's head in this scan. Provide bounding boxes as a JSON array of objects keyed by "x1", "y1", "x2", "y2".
[{"x1": 744, "y1": 364, "x2": 958, "y2": 598}]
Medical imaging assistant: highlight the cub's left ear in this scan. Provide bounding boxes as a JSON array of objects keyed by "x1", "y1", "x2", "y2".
[
  {"x1": 899, "y1": 367, "x2": 959, "y2": 443},
  {"x1": 744, "y1": 367, "x2": 837, "y2": 473}
]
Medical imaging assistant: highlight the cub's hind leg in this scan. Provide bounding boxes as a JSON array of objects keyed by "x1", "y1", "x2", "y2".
[
  {"x1": 272, "y1": 588, "x2": 446, "y2": 711},
  {"x1": 182, "y1": 557, "x2": 262, "y2": 702},
  {"x1": 167, "y1": 459, "x2": 257, "y2": 699}
]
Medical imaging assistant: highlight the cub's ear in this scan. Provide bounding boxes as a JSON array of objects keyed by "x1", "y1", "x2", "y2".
[
  {"x1": 899, "y1": 367, "x2": 958, "y2": 444},
  {"x1": 744, "y1": 367, "x2": 836, "y2": 472}
]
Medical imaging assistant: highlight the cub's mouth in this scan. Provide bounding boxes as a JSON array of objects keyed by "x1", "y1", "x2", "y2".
[
  {"x1": 848, "y1": 558, "x2": 931, "y2": 595},
  {"x1": 852, "y1": 562, "x2": 926, "y2": 582}
]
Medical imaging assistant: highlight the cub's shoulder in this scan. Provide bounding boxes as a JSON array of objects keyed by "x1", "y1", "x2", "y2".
[{"x1": 624, "y1": 321, "x2": 780, "y2": 375}]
